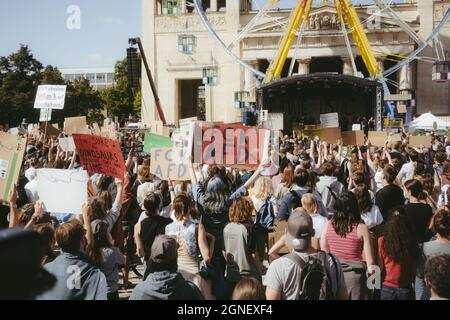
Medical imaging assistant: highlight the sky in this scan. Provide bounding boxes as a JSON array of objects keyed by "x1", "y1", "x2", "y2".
[{"x1": 0, "y1": 0, "x2": 402, "y2": 69}]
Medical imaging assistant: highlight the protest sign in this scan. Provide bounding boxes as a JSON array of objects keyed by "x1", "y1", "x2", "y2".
[
  {"x1": 149, "y1": 120, "x2": 164, "y2": 136},
  {"x1": 34, "y1": 85, "x2": 67, "y2": 110},
  {"x1": 190, "y1": 122, "x2": 270, "y2": 167},
  {"x1": 39, "y1": 108, "x2": 52, "y2": 122},
  {"x1": 59, "y1": 137, "x2": 75, "y2": 152},
  {"x1": 40, "y1": 123, "x2": 60, "y2": 137},
  {"x1": 150, "y1": 148, "x2": 190, "y2": 181},
  {"x1": 320, "y1": 113, "x2": 339, "y2": 128},
  {"x1": 172, "y1": 130, "x2": 190, "y2": 164},
  {"x1": 342, "y1": 131, "x2": 365, "y2": 146},
  {"x1": 368, "y1": 131, "x2": 389, "y2": 147},
  {"x1": 0, "y1": 133, "x2": 27, "y2": 203},
  {"x1": 352, "y1": 124, "x2": 362, "y2": 131},
  {"x1": 389, "y1": 133, "x2": 403, "y2": 143},
  {"x1": 36, "y1": 169, "x2": 88, "y2": 215},
  {"x1": 72, "y1": 134, "x2": 126, "y2": 179},
  {"x1": 319, "y1": 127, "x2": 342, "y2": 144},
  {"x1": 409, "y1": 136, "x2": 432, "y2": 148},
  {"x1": 52, "y1": 123, "x2": 59, "y2": 130},
  {"x1": 179, "y1": 117, "x2": 197, "y2": 134},
  {"x1": 397, "y1": 104, "x2": 407, "y2": 114},
  {"x1": 65, "y1": 116, "x2": 90, "y2": 135},
  {"x1": 263, "y1": 113, "x2": 284, "y2": 131},
  {"x1": 143, "y1": 133, "x2": 173, "y2": 153}
]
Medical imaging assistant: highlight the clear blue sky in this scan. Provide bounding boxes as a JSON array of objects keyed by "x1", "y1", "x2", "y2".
[{"x1": 0, "y1": 0, "x2": 402, "y2": 69}]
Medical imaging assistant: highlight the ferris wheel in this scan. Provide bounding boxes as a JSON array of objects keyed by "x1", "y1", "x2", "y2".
[{"x1": 190, "y1": 0, "x2": 450, "y2": 119}]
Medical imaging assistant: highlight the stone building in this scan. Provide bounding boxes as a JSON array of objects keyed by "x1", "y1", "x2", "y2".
[{"x1": 141, "y1": 0, "x2": 450, "y2": 127}]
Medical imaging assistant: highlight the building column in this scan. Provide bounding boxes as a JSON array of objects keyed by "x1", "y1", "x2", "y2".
[
  {"x1": 341, "y1": 57, "x2": 354, "y2": 76},
  {"x1": 181, "y1": 0, "x2": 187, "y2": 14},
  {"x1": 297, "y1": 57, "x2": 311, "y2": 75},
  {"x1": 211, "y1": 0, "x2": 218, "y2": 12},
  {"x1": 244, "y1": 60, "x2": 259, "y2": 98},
  {"x1": 399, "y1": 63, "x2": 412, "y2": 91}
]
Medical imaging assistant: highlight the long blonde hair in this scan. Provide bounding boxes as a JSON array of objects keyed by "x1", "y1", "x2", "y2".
[
  {"x1": 301, "y1": 193, "x2": 320, "y2": 214},
  {"x1": 253, "y1": 176, "x2": 274, "y2": 201}
]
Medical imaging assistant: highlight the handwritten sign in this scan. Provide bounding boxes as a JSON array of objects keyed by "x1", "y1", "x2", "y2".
[
  {"x1": 143, "y1": 133, "x2": 173, "y2": 153},
  {"x1": 36, "y1": 169, "x2": 88, "y2": 215},
  {"x1": 320, "y1": 113, "x2": 339, "y2": 128},
  {"x1": 150, "y1": 148, "x2": 190, "y2": 181},
  {"x1": 65, "y1": 116, "x2": 89, "y2": 135},
  {"x1": 59, "y1": 137, "x2": 75, "y2": 152},
  {"x1": 34, "y1": 85, "x2": 67, "y2": 110},
  {"x1": 409, "y1": 136, "x2": 432, "y2": 148},
  {"x1": 0, "y1": 133, "x2": 26, "y2": 203},
  {"x1": 72, "y1": 134, "x2": 126, "y2": 179},
  {"x1": 39, "y1": 108, "x2": 52, "y2": 122}
]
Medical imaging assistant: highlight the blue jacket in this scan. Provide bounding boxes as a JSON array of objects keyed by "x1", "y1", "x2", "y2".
[{"x1": 277, "y1": 187, "x2": 328, "y2": 221}]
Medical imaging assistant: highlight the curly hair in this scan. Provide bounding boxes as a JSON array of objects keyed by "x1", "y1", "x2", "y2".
[
  {"x1": 432, "y1": 208, "x2": 450, "y2": 239},
  {"x1": 229, "y1": 197, "x2": 254, "y2": 223},
  {"x1": 331, "y1": 191, "x2": 362, "y2": 237},
  {"x1": 381, "y1": 207, "x2": 418, "y2": 263}
]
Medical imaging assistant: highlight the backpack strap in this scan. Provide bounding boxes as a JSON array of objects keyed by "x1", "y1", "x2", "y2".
[
  {"x1": 326, "y1": 186, "x2": 338, "y2": 201},
  {"x1": 284, "y1": 252, "x2": 307, "y2": 270},
  {"x1": 290, "y1": 190, "x2": 302, "y2": 206}
]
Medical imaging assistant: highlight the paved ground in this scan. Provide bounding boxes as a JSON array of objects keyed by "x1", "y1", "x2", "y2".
[{"x1": 118, "y1": 264, "x2": 145, "y2": 300}]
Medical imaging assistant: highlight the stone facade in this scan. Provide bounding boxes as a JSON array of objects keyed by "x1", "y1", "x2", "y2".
[{"x1": 141, "y1": 0, "x2": 450, "y2": 126}]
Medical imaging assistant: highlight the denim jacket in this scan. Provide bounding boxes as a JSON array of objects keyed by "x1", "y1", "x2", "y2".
[{"x1": 166, "y1": 220, "x2": 198, "y2": 258}]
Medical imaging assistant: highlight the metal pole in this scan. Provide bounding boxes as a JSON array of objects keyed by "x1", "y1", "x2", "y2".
[{"x1": 130, "y1": 37, "x2": 167, "y2": 125}]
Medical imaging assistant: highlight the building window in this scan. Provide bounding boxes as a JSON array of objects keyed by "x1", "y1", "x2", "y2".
[
  {"x1": 86, "y1": 73, "x2": 96, "y2": 81},
  {"x1": 106, "y1": 73, "x2": 115, "y2": 82},
  {"x1": 162, "y1": 0, "x2": 178, "y2": 15},
  {"x1": 96, "y1": 73, "x2": 106, "y2": 82},
  {"x1": 178, "y1": 34, "x2": 195, "y2": 54}
]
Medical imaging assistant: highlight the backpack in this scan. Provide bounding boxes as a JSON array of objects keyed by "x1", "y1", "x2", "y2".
[
  {"x1": 255, "y1": 197, "x2": 275, "y2": 231},
  {"x1": 284, "y1": 251, "x2": 336, "y2": 300},
  {"x1": 290, "y1": 189, "x2": 312, "y2": 210}
]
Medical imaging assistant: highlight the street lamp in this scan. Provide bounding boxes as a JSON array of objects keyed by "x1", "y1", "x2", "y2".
[
  {"x1": 178, "y1": 34, "x2": 195, "y2": 54},
  {"x1": 202, "y1": 66, "x2": 218, "y2": 85}
]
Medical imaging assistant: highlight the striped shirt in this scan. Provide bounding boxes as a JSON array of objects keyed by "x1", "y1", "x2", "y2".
[{"x1": 326, "y1": 222, "x2": 363, "y2": 261}]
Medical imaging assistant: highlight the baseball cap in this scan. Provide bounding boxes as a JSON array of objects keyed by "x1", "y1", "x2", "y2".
[
  {"x1": 150, "y1": 235, "x2": 178, "y2": 264},
  {"x1": 299, "y1": 152, "x2": 310, "y2": 161},
  {"x1": 285, "y1": 212, "x2": 314, "y2": 251}
]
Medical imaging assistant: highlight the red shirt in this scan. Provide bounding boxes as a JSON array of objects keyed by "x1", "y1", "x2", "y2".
[{"x1": 378, "y1": 237, "x2": 415, "y2": 288}]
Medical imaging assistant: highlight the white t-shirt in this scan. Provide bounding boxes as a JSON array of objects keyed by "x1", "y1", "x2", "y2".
[
  {"x1": 361, "y1": 204, "x2": 383, "y2": 229},
  {"x1": 398, "y1": 161, "x2": 415, "y2": 184},
  {"x1": 25, "y1": 179, "x2": 39, "y2": 205},
  {"x1": 374, "y1": 170, "x2": 384, "y2": 192},
  {"x1": 309, "y1": 213, "x2": 327, "y2": 240}
]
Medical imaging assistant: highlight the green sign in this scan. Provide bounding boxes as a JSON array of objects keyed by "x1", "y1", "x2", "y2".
[{"x1": 143, "y1": 133, "x2": 172, "y2": 153}]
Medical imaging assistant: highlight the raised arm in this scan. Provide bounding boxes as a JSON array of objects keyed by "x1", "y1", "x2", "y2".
[
  {"x1": 8, "y1": 185, "x2": 19, "y2": 228},
  {"x1": 197, "y1": 223, "x2": 212, "y2": 262},
  {"x1": 81, "y1": 202, "x2": 93, "y2": 247}
]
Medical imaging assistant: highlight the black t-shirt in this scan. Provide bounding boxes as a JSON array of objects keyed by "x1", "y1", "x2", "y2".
[
  {"x1": 375, "y1": 184, "x2": 405, "y2": 220},
  {"x1": 403, "y1": 203, "x2": 433, "y2": 243},
  {"x1": 140, "y1": 215, "x2": 173, "y2": 262}
]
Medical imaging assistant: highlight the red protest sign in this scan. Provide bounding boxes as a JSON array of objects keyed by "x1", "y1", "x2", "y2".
[
  {"x1": 190, "y1": 122, "x2": 270, "y2": 167},
  {"x1": 72, "y1": 134, "x2": 125, "y2": 179}
]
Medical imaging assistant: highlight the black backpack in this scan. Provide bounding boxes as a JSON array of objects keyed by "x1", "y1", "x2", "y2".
[{"x1": 284, "y1": 251, "x2": 336, "y2": 300}]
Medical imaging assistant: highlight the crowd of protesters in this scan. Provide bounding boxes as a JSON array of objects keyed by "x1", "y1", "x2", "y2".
[{"x1": 1, "y1": 125, "x2": 450, "y2": 301}]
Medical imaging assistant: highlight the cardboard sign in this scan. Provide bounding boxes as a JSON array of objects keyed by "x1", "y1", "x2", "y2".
[
  {"x1": 409, "y1": 136, "x2": 432, "y2": 148},
  {"x1": 39, "y1": 108, "x2": 52, "y2": 122},
  {"x1": 319, "y1": 127, "x2": 342, "y2": 144},
  {"x1": 143, "y1": 133, "x2": 173, "y2": 153},
  {"x1": 0, "y1": 133, "x2": 27, "y2": 203},
  {"x1": 150, "y1": 148, "x2": 190, "y2": 181},
  {"x1": 320, "y1": 113, "x2": 339, "y2": 128},
  {"x1": 59, "y1": 137, "x2": 75, "y2": 152},
  {"x1": 397, "y1": 104, "x2": 407, "y2": 114},
  {"x1": 190, "y1": 122, "x2": 270, "y2": 167},
  {"x1": 64, "y1": 116, "x2": 89, "y2": 135},
  {"x1": 389, "y1": 133, "x2": 403, "y2": 143},
  {"x1": 34, "y1": 85, "x2": 67, "y2": 110},
  {"x1": 36, "y1": 169, "x2": 88, "y2": 215},
  {"x1": 368, "y1": 131, "x2": 389, "y2": 147},
  {"x1": 263, "y1": 113, "x2": 284, "y2": 131},
  {"x1": 342, "y1": 131, "x2": 365, "y2": 146},
  {"x1": 40, "y1": 123, "x2": 60, "y2": 137},
  {"x1": 72, "y1": 134, "x2": 126, "y2": 179}
]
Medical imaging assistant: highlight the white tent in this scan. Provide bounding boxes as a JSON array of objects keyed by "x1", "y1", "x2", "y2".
[{"x1": 405, "y1": 112, "x2": 449, "y2": 132}]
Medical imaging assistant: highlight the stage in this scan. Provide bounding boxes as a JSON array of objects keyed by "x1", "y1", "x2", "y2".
[{"x1": 257, "y1": 73, "x2": 383, "y2": 132}]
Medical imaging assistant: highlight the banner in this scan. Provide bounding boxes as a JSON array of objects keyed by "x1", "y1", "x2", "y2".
[
  {"x1": 368, "y1": 131, "x2": 389, "y2": 147},
  {"x1": 34, "y1": 85, "x2": 67, "y2": 110},
  {"x1": 320, "y1": 113, "x2": 339, "y2": 128},
  {"x1": 36, "y1": 169, "x2": 88, "y2": 215},
  {"x1": 342, "y1": 131, "x2": 365, "y2": 146},
  {"x1": 64, "y1": 116, "x2": 89, "y2": 135},
  {"x1": 143, "y1": 133, "x2": 173, "y2": 153},
  {"x1": 150, "y1": 148, "x2": 190, "y2": 181},
  {"x1": 190, "y1": 122, "x2": 270, "y2": 167},
  {"x1": 263, "y1": 113, "x2": 284, "y2": 131},
  {"x1": 39, "y1": 108, "x2": 52, "y2": 122},
  {"x1": 59, "y1": 137, "x2": 75, "y2": 152},
  {"x1": 72, "y1": 134, "x2": 126, "y2": 179},
  {"x1": 409, "y1": 136, "x2": 432, "y2": 148},
  {"x1": 0, "y1": 133, "x2": 27, "y2": 203}
]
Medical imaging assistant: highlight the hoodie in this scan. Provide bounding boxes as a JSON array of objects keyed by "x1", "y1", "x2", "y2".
[
  {"x1": 316, "y1": 176, "x2": 345, "y2": 213},
  {"x1": 129, "y1": 271, "x2": 204, "y2": 300}
]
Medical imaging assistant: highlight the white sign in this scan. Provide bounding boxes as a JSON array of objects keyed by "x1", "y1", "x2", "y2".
[
  {"x1": 263, "y1": 113, "x2": 284, "y2": 131},
  {"x1": 384, "y1": 94, "x2": 412, "y2": 101},
  {"x1": 39, "y1": 108, "x2": 52, "y2": 122},
  {"x1": 352, "y1": 124, "x2": 362, "y2": 131},
  {"x1": 179, "y1": 117, "x2": 197, "y2": 134},
  {"x1": 36, "y1": 169, "x2": 88, "y2": 215},
  {"x1": 59, "y1": 137, "x2": 75, "y2": 152},
  {"x1": 320, "y1": 113, "x2": 339, "y2": 128},
  {"x1": 34, "y1": 85, "x2": 67, "y2": 110}
]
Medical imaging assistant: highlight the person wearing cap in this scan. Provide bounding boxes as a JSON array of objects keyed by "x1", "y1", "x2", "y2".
[
  {"x1": 129, "y1": 235, "x2": 204, "y2": 300},
  {"x1": 265, "y1": 212, "x2": 347, "y2": 300}
]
